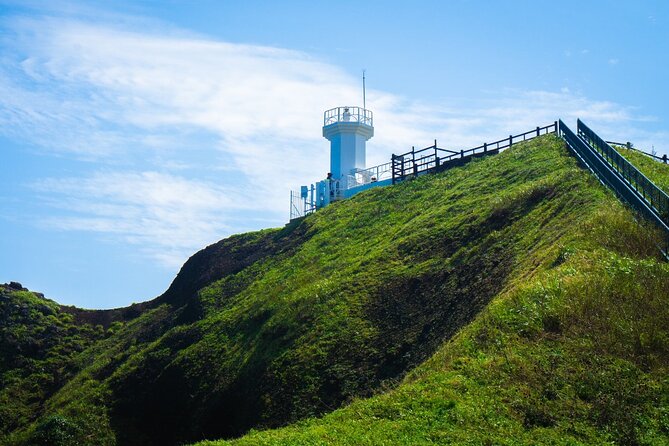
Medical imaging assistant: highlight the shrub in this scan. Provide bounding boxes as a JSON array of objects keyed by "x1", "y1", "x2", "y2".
[{"x1": 31, "y1": 415, "x2": 82, "y2": 446}]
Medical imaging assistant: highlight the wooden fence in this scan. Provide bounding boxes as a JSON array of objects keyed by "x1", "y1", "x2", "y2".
[{"x1": 391, "y1": 122, "x2": 558, "y2": 184}]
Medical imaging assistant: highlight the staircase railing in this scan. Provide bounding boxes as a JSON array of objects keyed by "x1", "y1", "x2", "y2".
[
  {"x1": 577, "y1": 119, "x2": 669, "y2": 229},
  {"x1": 559, "y1": 120, "x2": 669, "y2": 258},
  {"x1": 558, "y1": 120, "x2": 619, "y2": 191}
]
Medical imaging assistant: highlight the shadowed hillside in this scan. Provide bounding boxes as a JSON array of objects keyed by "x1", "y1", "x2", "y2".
[{"x1": 2, "y1": 134, "x2": 668, "y2": 446}]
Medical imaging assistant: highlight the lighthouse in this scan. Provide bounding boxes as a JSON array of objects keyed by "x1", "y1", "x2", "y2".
[
  {"x1": 322, "y1": 106, "x2": 374, "y2": 179},
  {"x1": 290, "y1": 105, "x2": 391, "y2": 220}
]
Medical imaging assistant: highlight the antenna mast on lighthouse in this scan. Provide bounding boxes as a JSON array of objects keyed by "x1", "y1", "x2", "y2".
[{"x1": 362, "y1": 69, "x2": 366, "y2": 110}]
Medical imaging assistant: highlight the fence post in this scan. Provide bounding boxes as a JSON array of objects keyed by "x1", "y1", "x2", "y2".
[
  {"x1": 536, "y1": 126, "x2": 540, "y2": 137},
  {"x1": 460, "y1": 149, "x2": 464, "y2": 158},
  {"x1": 484, "y1": 142, "x2": 487, "y2": 153},
  {"x1": 509, "y1": 135, "x2": 513, "y2": 147},
  {"x1": 664, "y1": 154, "x2": 668, "y2": 164}
]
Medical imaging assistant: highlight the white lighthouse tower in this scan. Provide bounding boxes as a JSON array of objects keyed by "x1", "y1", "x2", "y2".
[
  {"x1": 322, "y1": 106, "x2": 374, "y2": 180},
  {"x1": 290, "y1": 105, "x2": 388, "y2": 220}
]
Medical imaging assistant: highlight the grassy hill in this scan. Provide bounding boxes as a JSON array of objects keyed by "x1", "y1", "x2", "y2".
[{"x1": 1, "y1": 134, "x2": 668, "y2": 446}]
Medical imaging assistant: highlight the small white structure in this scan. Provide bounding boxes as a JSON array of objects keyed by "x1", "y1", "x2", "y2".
[{"x1": 290, "y1": 106, "x2": 393, "y2": 220}]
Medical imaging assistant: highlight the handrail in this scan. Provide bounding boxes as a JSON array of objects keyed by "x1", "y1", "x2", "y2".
[
  {"x1": 559, "y1": 120, "x2": 668, "y2": 257},
  {"x1": 344, "y1": 162, "x2": 393, "y2": 189},
  {"x1": 577, "y1": 119, "x2": 669, "y2": 227},
  {"x1": 559, "y1": 120, "x2": 615, "y2": 190}
]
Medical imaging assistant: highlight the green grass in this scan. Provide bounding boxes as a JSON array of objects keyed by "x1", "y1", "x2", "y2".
[
  {"x1": 196, "y1": 250, "x2": 669, "y2": 446},
  {"x1": 0, "y1": 286, "x2": 108, "y2": 444},
  {"x1": 3, "y1": 134, "x2": 668, "y2": 446},
  {"x1": 191, "y1": 137, "x2": 669, "y2": 446}
]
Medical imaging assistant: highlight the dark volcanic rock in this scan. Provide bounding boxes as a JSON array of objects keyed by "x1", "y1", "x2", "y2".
[{"x1": 7, "y1": 282, "x2": 25, "y2": 290}]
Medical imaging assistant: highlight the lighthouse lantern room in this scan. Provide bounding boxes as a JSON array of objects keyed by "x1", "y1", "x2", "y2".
[{"x1": 323, "y1": 106, "x2": 374, "y2": 179}]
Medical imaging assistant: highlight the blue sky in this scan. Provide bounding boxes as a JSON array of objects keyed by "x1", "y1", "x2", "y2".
[{"x1": 1, "y1": 0, "x2": 667, "y2": 309}]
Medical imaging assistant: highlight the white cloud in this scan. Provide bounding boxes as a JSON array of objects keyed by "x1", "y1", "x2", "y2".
[
  {"x1": 31, "y1": 171, "x2": 251, "y2": 268},
  {"x1": 1, "y1": 14, "x2": 665, "y2": 269}
]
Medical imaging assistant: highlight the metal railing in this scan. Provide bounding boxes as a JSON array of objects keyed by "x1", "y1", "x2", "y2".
[
  {"x1": 577, "y1": 119, "x2": 669, "y2": 228},
  {"x1": 391, "y1": 122, "x2": 558, "y2": 183},
  {"x1": 559, "y1": 120, "x2": 617, "y2": 191},
  {"x1": 344, "y1": 162, "x2": 392, "y2": 189},
  {"x1": 559, "y1": 119, "x2": 668, "y2": 258},
  {"x1": 324, "y1": 106, "x2": 373, "y2": 126},
  {"x1": 290, "y1": 189, "x2": 306, "y2": 220}
]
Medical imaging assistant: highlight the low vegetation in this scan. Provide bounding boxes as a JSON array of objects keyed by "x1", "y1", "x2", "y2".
[
  {"x1": 199, "y1": 229, "x2": 669, "y2": 445},
  {"x1": 0, "y1": 284, "x2": 107, "y2": 443},
  {"x1": 1, "y1": 134, "x2": 668, "y2": 446}
]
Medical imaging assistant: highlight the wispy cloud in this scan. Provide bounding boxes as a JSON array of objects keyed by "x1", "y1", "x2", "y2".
[
  {"x1": 31, "y1": 171, "x2": 251, "y2": 268},
  {"x1": 0, "y1": 11, "x2": 664, "y2": 268}
]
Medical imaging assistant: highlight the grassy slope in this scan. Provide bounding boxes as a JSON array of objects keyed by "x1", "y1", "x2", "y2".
[
  {"x1": 4, "y1": 135, "x2": 668, "y2": 446},
  {"x1": 194, "y1": 137, "x2": 669, "y2": 445},
  {"x1": 2, "y1": 229, "x2": 303, "y2": 446},
  {"x1": 614, "y1": 146, "x2": 669, "y2": 194},
  {"x1": 0, "y1": 284, "x2": 108, "y2": 443}
]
